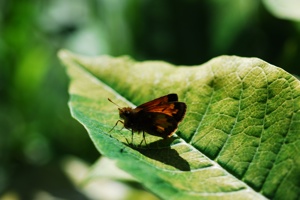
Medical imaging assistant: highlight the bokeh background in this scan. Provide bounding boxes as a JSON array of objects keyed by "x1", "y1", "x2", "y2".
[{"x1": 1, "y1": 0, "x2": 300, "y2": 199}]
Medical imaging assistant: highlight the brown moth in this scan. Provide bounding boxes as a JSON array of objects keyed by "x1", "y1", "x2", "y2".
[{"x1": 108, "y1": 93, "x2": 186, "y2": 145}]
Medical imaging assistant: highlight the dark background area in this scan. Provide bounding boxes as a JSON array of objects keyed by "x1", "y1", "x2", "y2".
[{"x1": 1, "y1": 0, "x2": 299, "y2": 199}]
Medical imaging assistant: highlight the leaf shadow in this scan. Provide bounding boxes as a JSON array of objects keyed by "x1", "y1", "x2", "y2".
[{"x1": 130, "y1": 137, "x2": 191, "y2": 171}]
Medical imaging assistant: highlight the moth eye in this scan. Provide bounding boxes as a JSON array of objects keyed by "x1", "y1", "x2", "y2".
[{"x1": 126, "y1": 111, "x2": 130, "y2": 115}]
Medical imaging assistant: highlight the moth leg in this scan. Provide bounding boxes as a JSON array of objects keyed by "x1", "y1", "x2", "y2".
[
  {"x1": 143, "y1": 131, "x2": 148, "y2": 146},
  {"x1": 139, "y1": 131, "x2": 147, "y2": 146},
  {"x1": 121, "y1": 128, "x2": 130, "y2": 145},
  {"x1": 131, "y1": 129, "x2": 134, "y2": 144},
  {"x1": 109, "y1": 120, "x2": 130, "y2": 144},
  {"x1": 109, "y1": 120, "x2": 124, "y2": 133},
  {"x1": 125, "y1": 137, "x2": 130, "y2": 145}
]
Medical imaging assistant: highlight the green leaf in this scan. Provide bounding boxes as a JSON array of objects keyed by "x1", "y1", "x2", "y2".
[
  {"x1": 58, "y1": 50, "x2": 300, "y2": 200},
  {"x1": 263, "y1": 0, "x2": 300, "y2": 22}
]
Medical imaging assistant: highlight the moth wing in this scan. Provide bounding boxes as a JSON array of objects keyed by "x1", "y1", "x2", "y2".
[
  {"x1": 136, "y1": 93, "x2": 178, "y2": 109},
  {"x1": 133, "y1": 93, "x2": 186, "y2": 138},
  {"x1": 142, "y1": 112, "x2": 180, "y2": 138},
  {"x1": 142, "y1": 102, "x2": 186, "y2": 122}
]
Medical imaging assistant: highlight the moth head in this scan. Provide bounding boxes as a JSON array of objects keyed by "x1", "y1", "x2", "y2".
[
  {"x1": 108, "y1": 98, "x2": 133, "y2": 120},
  {"x1": 119, "y1": 107, "x2": 133, "y2": 120}
]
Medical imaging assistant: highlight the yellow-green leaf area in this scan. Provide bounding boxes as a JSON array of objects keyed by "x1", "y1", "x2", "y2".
[{"x1": 59, "y1": 50, "x2": 300, "y2": 200}]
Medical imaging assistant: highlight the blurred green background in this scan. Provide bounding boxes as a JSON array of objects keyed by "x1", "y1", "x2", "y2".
[{"x1": 1, "y1": 0, "x2": 300, "y2": 199}]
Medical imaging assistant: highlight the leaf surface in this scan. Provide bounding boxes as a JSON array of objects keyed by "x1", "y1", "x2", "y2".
[{"x1": 59, "y1": 50, "x2": 300, "y2": 200}]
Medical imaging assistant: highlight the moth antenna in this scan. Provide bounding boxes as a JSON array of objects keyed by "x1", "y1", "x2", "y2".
[{"x1": 108, "y1": 98, "x2": 121, "y2": 108}]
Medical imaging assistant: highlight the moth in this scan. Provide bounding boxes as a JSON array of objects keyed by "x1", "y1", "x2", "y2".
[{"x1": 108, "y1": 93, "x2": 187, "y2": 145}]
